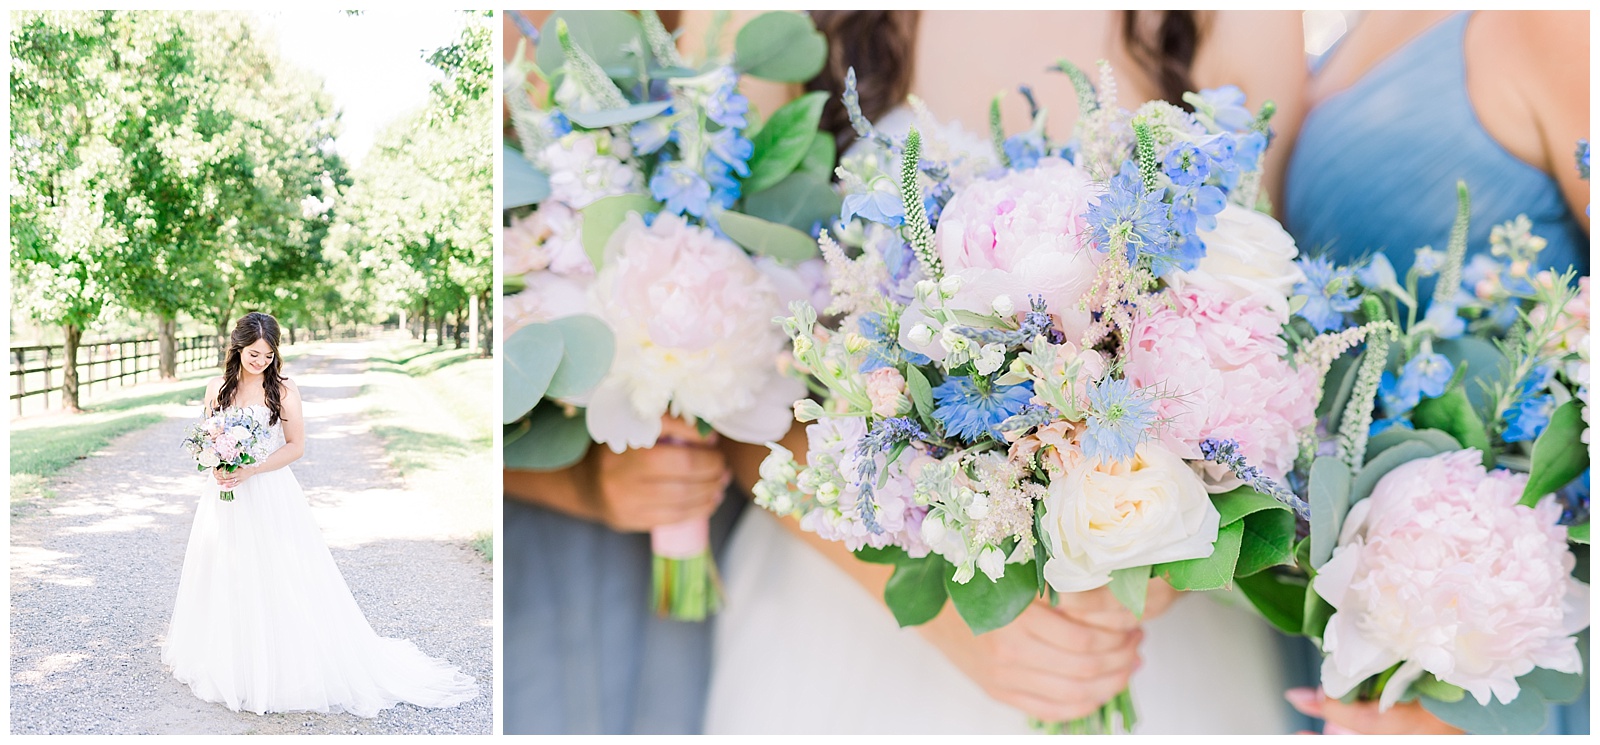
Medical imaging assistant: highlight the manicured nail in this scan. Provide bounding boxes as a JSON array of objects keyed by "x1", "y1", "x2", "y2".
[
  {"x1": 1284, "y1": 687, "x2": 1320, "y2": 713},
  {"x1": 1323, "y1": 723, "x2": 1356, "y2": 735}
]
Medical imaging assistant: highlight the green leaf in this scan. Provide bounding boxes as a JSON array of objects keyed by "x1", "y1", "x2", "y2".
[
  {"x1": 854, "y1": 545, "x2": 909, "y2": 565},
  {"x1": 565, "y1": 100, "x2": 672, "y2": 129},
  {"x1": 1420, "y1": 687, "x2": 1550, "y2": 735},
  {"x1": 1434, "y1": 335, "x2": 1507, "y2": 413},
  {"x1": 580, "y1": 194, "x2": 659, "y2": 267},
  {"x1": 743, "y1": 91, "x2": 828, "y2": 194},
  {"x1": 741, "y1": 171, "x2": 842, "y2": 233},
  {"x1": 796, "y1": 132, "x2": 837, "y2": 179},
  {"x1": 1153, "y1": 520, "x2": 1244, "y2": 591},
  {"x1": 1235, "y1": 571, "x2": 1308, "y2": 635},
  {"x1": 503, "y1": 324, "x2": 563, "y2": 423},
  {"x1": 884, "y1": 556, "x2": 950, "y2": 627},
  {"x1": 1365, "y1": 427, "x2": 1462, "y2": 459},
  {"x1": 944, "y1": 559, "x2": 1038, "y2": 635},
  {"x1": 542, "y1": 314, "x2": 615, "y2": 400},
  {"x1": 1213, "y1": 485, "x2": 1290, "y2": 526},
  {"x1": 1521, "y1": 400, "x2": 1590, "y2": 508},
  {"x1": 1570, "y1": 522, "x2": 1590, "y2": 544},
  {"x1": 1412, "y1": 674, "x2": 1467, "y2": 703},
  {"x1": 504, "y1": 404, "x2": 592, "y2": 470},
  {"x1": 1107, "y1": 565, "x2": 1151, "y2": 619},
  {"x1": 715, "y1": 210, "x2": 820, "y2": 264},
  {"x1": 1318, "y1": 349, "x2": 1362, "y2": 433},
  {"x1": 504, "y1": 418, "x2": 532, "y2": 445},
  {"x1": 1308, "y1": 456, "x2": 1352, "y2": 568},
  {"x1": 904, "y1": 365, "x2": 935, "y2": 417},
  {"x1": 1350, "y1": 440, "x2": 1441, "y2": 506},
  {"x1": 1302, "y1": 578, "x2": 1336, "y2": 641},
  {"x1": 503, "y1": 142, "x2": 550, "y2": 208},
  {"x1": 536, "y1": 11, "x2": 646, "y2": 83},
  {"x1": 733, "y1": 11, "x2": 827, "y2": 82},
  {"x1": 1235, "y1": 507, "x2": 1296, "y2": 577},
  {"x1": 1413, "y1": 387, "x2": 1492, "y2": 467}
]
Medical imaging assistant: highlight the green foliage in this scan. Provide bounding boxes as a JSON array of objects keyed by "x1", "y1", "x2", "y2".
[
  {"x1": 733, "y1": 11, "x2": 827, "y2": 83},
  {"x1": 796, "y1": 133, "x2": 837, "y2": 180},
  {"x1": 503, "y1": 142, "x2": 551, "y2": 208},
  {"x1": 1433, "y1": 336, "x2": 1505, "y2": 413},
  {"x1": 1107, "y1": 565, "x2": 1150, "y2": 619},
  {"x1": 580, "y1": 194, "x2": 660, "y2": 267},
  {"x1": 1364, "y1": 427, "x2": 1462, "y2": 460},
  {"x1": 502, "y1": 325, "x2": 562, "y2": 423},
  {"x1": 1521, "y1": 400, "x2": 1589, "y2": 508},
  {"x1": 1235, "y1": 571, "x2": 1308, "y2": 636},
  {"x1": 1153, "y1": 520, "x2": 1243, "y2": 591},
  {"x1": 744, "y1": 91, "x2": 828, "y2": 194},
  {"x1": 883, "y1": 555, "x2": 950, "y2": 627},
  {"x1": 715, "y1": 211, "x2": 821, "y2": 264},
  {"x1": 534, "y1": 11, "x2": 644, "y2": 85},
  {"x1": 944, "y1": 559, "x2": 1037, "y2": 635},
  {"x1": 1308, "y1": 456, "x2": 1352, "y2": 568},
  {"x1": 1412, "y1": 388, "x2": 1492, "y2": 466},
  {"x1": 1349, "y1": 440, "x2": 1444, "y2": 505},
  {"x1": 504, "y1": 404, "x2": 592, "y2": 470},
  {"x1": 541, "y1": 315, "x2": 615, "y2": 400},
  {"x1": 742, "y1": 172, "x2": 843, "y2": 233}
]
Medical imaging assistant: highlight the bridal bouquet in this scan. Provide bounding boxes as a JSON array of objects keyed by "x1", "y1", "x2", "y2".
[
  {"x1": 1273, "y1": 173, "x2": 1591, "y2": 734},
  {"x1": 181, "y1": 410, "x2": 273, "y2": 502},
  {"x1": 500, "y1": 10, "x2": 835, "y2": 621},
  {"x1": 754, "y1": 64, "x2": 1323, "y2": 733}
]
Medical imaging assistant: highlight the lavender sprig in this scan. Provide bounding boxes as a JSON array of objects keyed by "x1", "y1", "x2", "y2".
[
  {"x1": 852, "y1": 417, "x2": 928, "y2": 533},
  {"x1": 1199, "y1": 437, "x2": 1311, "y2": 521}
]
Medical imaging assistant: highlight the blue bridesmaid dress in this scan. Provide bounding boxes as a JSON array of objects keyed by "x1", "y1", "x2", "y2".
[
  {"x1": 1284, "y1": 11, "x2": 1589, "y2": 735},
  {"x1": 502, "y1": 492, "x2": 744, "y2": 734}
]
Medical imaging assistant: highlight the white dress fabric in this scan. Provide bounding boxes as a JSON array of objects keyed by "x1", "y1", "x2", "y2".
[
  {"x1": 705, "y1": 510, "x2": 1293, "y2": 734},
  {"x1": 705, "y1": 104, "x2": 1293, "y2": 735},
  {"x1": 162, "y1": 404, "x2": 478, "y2": 717}
]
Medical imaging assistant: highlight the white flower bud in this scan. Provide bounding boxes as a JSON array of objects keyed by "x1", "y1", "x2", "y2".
[
  {"x1": 991, "y1": 294, "x2": 1015, "y2": 317},
  {"x1": 772, "y1": 494, "x2": 794, "y2": 514},
  {"x1": 816, "y1": 481, "x2": 840, "y2": 506},
  {"x1": 909, "y1": 324, "x2": 934, "y2": 346},
  {"x1": 793, "y1": 399, "x2": 825, "y2": 422},
  {"x1": 921, "y1": 513, "x2": 948, "y2": 545},
  {"x1": 938, "y1": 274, "x2": 964, "y2": 298},
  {"x1": 939, "y1": 327, "x2": 970, "y2": 354},
  {"x1": 977, "y1": 545, "x2": 1007, "y2": 581},
  {"x1": 915, "y1": 279, "x2": 939, "y2": 302},
  {"x1": 792, "y1": 335, "x2": 814, "y2": 356},
  {"x1": 845, "y1": 333, "x2": 870, "y2": 354}
]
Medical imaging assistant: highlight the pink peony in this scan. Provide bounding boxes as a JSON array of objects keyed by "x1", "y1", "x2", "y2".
[
  {"x1": 865, "y1": 368, "x2": 908, "y2": 418},
  {"x1": 501, "y1": 272, "x2": 592, "y2": 337},
  {"x1": 584, "y1": 213, "x2": 805, "y2": 450},
  {"x1": 798, "y1": 417, "x2": 930, "y2": 556},
  {"x1": 504, "y1": 204, "x2": 591, "y2": 278},
  {"x1": 1126, "y1": 287, "x2": 1319, "y2": 489},
  {"x1": 1315, "y1": 450, "x2": 1589, "y2": 709},
  {"x1": 902, "y1": 157, "x2": 1105, "y2": 357}
]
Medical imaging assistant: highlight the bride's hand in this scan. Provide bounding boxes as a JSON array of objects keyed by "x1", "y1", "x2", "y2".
[
  {"x1": 924, "y1": 598, "x2": 1143, "y2": 722},
  {"x1": 215, "y1": 466, "x2": 253, "y2": 490},
  {"x1": 1285, "y1": 687, "x2": 1464, "y2": 735},
  {"x1": 591, "y1": 416, "x2": 731, "y2": 532},
  {"x1": 1052, "y1": 580, "x2": 1179, "y2": 632}
]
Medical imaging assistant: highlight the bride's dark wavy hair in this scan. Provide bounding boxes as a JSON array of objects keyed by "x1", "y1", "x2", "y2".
[{"x1": 216, "y1": 311, "x2": 285, "y2": 425}]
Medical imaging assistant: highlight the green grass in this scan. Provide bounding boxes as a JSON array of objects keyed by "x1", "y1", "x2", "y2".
[
  {"x1": 469, "y1": 530, "x2": 493, "y2": 561},
  {"x1": 11, "y1": 412, "x2": 165, "y2": 508}
]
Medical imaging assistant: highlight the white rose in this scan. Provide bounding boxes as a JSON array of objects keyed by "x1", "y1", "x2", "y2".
[
  {"x1": 225, "y1": 426, "x2": 251, "y2": 442},
  {"x1": 1041, "y1": 443, "x2": 1221, "y2": 592},
  {"x1": 1167, "y1": 204, "x2": 1304, "y2": 319},
  {"x1": 197, "y1": 449, "x2": 222, "y2": 469}
]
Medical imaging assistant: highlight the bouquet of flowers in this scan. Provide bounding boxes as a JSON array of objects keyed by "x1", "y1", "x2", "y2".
[
  {"x1": 500, "y1": 10, "x2": 836, "y2": 621},
  {"x1": 1271, "y1": 160, "x2": 1591, "y2": 734},
  {"x1": 754, "y1": 63, "x2": 1323, "y2": 733},
  {"x1": 181, "y1": 409, "x2": 273, "y2": 501}
]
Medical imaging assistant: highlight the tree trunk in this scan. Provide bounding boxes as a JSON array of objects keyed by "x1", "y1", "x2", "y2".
[
  {"x1": 469, "y1": 292, "x2": 481, "y2": 357},
  {"x1": 288, "y1": 325, "x2": 297, "y2": 346},
  {"x1": 453, "y1": 306, "x2": 465, "y2": 349},
  {"x1": 435, "y1": 312, "x2": 445, "y2": 348},
  {"x1": 158, "y1": 315, "x2": 178, "y2": 380},
  {"x1": 62, "y1": 324, "x2": 83, "y2": 413},
  {"x1": 420, "y1": 299, "x2": 430, "y2": 343},
  {"x1": 215, "y1": 316, "x2": 232, "y2": 368}
]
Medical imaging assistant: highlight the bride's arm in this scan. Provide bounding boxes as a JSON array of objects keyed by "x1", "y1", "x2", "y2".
[{"x1": 217, "y1": 380, "x2": 305, "y2": 487}]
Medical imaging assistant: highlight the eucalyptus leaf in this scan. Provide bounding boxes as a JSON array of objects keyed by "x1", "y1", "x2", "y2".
[
  {"x1": 742, "y1": 171, "x2": 842, "y2": 232},
  {"x1": 1365, "y1": 427, "x2": 1462, "y2": 459},
  {"x1": 1413, "y1": 387, "x2": 1492, "y2": 467},
  {"x1": 1107, "y1": 565, "x2": 1151, "y2": 619},
  {"x1": 503, "y1": 324, "x2": 563, "y2": 424},
  {"x1": 1420, "y1": 687, "x2": 1549, "y2": 735},
  {"x1": 797, "y1": 131, "x2": 837, "y2": 179},
  {"x1": 715, "y1": 210, "x2": 820, "y2": 264},
  {"x1": 542, "y1": 314, "x2": 616, "y2": 399},
  {"x1": 1308, "y1": 456, "x2": 1352, "y2": 568},
  {"x1": 743, "y1": 91, "x2": 828, "y2": 194},
  {"x1": 733, "y1": 11, "x2": 827, "y2": 83},
  {"x1": 504, "y1": 417, "x2": 532, "y2": 445},
  {"x1": 1521, "y1": 400, "x2": 1589, "y2": 508},
  {"x1": 504, "y1": 403, "x2": 593, "y2": 470},
  {"x1": 1434, "y1": 335, "x2": 1507, "y2": 412},
  {"x1": 1571, "y1": 522, "x2": 1590, "y2": 544},
  {"x1": 1412, "y1": 675, "x2": 1467, "y2": 703},
  {"x1": 565, "y1": 100, "x2": 672, "y2": 129},
  {"x1": 535, "y1": 11, "x2": 645, "y2": 84},
  {"x1": 1350, "y1": 440, "x2": 1442, "y2": 505},
  {"x1": 1235, "y1": 571, "x2": 1308, "y2": 636},
  {"x1": 1302, "y1": 580, "x2": 1336, "y2": 641},
  {"x1": 944, "y1": 559, "x2": 1037, "y2": 635},
  {"x1": 503, "y1": 142, "x2": 550, "y2": 209},
  {"x1": 884, "y1": 556, "x2": 950, "y2": 627},
  {"x1": 1153, "y1": 520, "x2": 1244, "y2": 591},
  {"x1": 580, "y1": 194, "x2": 659, "y2": 267}
]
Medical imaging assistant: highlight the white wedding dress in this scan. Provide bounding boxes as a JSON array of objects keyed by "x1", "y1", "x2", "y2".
[
  {"x1": 162, "y1": 404, "x2": 478, "y2": 717},
  {"x1": 705, "y1": 105, "x2": 1294, "y2": 735}
]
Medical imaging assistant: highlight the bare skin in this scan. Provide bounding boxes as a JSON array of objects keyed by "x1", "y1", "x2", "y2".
[
  {"x1": 203, "y1": 339, "x2": 305, "y2": 489},
  {"x1": 1285, "y1": 687, "x2": 1465, "y2": 735},
  {"x1": 1306, "y1": 10, "x2": 1589, "y2": 231}
]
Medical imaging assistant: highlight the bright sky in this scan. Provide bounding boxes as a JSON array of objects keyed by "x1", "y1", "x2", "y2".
[{"x1": 251, "y1": 9, "x2": 475, "y2": 166}]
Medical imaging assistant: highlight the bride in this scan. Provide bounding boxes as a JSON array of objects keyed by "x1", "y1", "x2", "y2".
[
  {"x1": 700, "y1": 10, "x2": 1309, "y2": 734},
  {"x1": 162, "y1": 311, "x2": 478, "y2": 717}
]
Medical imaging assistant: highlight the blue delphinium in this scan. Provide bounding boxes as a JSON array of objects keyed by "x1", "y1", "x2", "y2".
[
  {"x1": 1080, "y1": 378, "x2": 1157, "y2": 463},
  {"x1": 1356, "y1": 253, "x2": 1399, "y2": 291},
  {"x1": 706, "y1": 127, "x2": 753, "y2": 178},
  {"x1": 704, "y1": 69, "x2": 748, "y2": 129},
  {"x1": 1556, "y1": 469, "x2": 1589, "y2": 526},
  {"x1": 841, "y1": 178, "x2": 905, "y2": 226},
  {"x1": 931, "y1": 376, "x2": 1034, "y2": 443},
  {"x1": 872, "y1": 236, "x2": 920, "y2": 304},
  {"x1": 630, "y1": 112, "x2": 675, "y2": 155},
  {"x1": 1503, "y1": 365, "x2": 1557, "y2": 443},
  {"x1": 1003, "y1": 131, "x2": 1047, "y2": 170},
  {"x1": 1369, "y1": 416, "x2": 1414, "y2": 437},
  {"x1": 1196, "y1": 85, "x2": 1254, "y2": 132},
  {"x1": 650, "y1": 160, "x2": 711, "y2": 218},
  {"x1": 1162, "y1": 142, "x2": 1211, "y2": 187},
  {"x1": 1379, "y1": 352, "x2": 1454, "y2": 414},
  {"x1": 1086, "y1": 161, "x2": 1172, "y2": 265},
  {"x1": 1293, "y1": 256, "x2": 1360, "y2": 332},
  {"x1": 857, "y1": 312, "x2": 930, "y2": 372}
]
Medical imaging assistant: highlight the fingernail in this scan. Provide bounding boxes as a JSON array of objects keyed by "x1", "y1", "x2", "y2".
[
  {"x1": 1323, "y1": 723, "x2": 1355, "y2": 735},
  {"x1": 1284, "y1": 687, "x2": 1319, "y2": 711}
]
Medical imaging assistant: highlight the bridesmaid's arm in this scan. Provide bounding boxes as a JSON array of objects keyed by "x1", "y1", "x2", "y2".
[
  {"x1": 1512, "y1": 10, "x2": 1591, "y2": 233},
  {"x1": 675, "y1": 9, "x2": 800, "y2": 119},
  {"x1": 1193, "y1": 11, "x2": 1309, "y2": 214}
]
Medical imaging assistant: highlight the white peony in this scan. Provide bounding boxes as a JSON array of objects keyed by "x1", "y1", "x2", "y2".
[
  {"x1": 197, "y1": 449, "x2": 222, "y2": 469},
  {"x1": 1040, "y1": 443, "x2": 1220, "y2": 592},
  {"x1": 1166, "y1": 204, "x2": 1304, "y2": 320}
]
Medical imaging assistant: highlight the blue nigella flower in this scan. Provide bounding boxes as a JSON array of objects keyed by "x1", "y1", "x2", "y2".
[
  {"x1": 1356, "y1": 253, "x2": 1399, "y2": 291},
  {"x1": 1003, "y1": 131, "x2": 1047, "y2": 170},
  {"x1": 706, "y1": 127, "x2": 753, "y2": 178},
  {"x1": 705, "y1": 69, "x2": 748, "y2": 129},
  {"x1": 1293, "y1": 257, "x2": 1361, "y2": 332},
  {"x1": 650, "y1": 160, "x2": 711, "y2": 218},
  {"x1": 1086, "y1": 161, "x2": 1172, "y2": 264},
  {"x1": 930, "y1": 376, "x2": 1034, "y2": 443},
  {"x1": 1081, "y1": 378, "x2": 1157, "y2": 463},
  {"x1": 1198, "y1": 85, "x2": 1253, "y2": 131}
]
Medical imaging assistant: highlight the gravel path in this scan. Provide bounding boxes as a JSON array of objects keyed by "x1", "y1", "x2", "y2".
[{"x1": 9, "y1": 343, "x2": 493, "y2": 735}]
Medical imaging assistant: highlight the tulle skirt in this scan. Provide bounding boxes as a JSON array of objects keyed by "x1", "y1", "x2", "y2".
[{"x1": 162, "y1": 466, "x2": 478, "y2": 717}]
